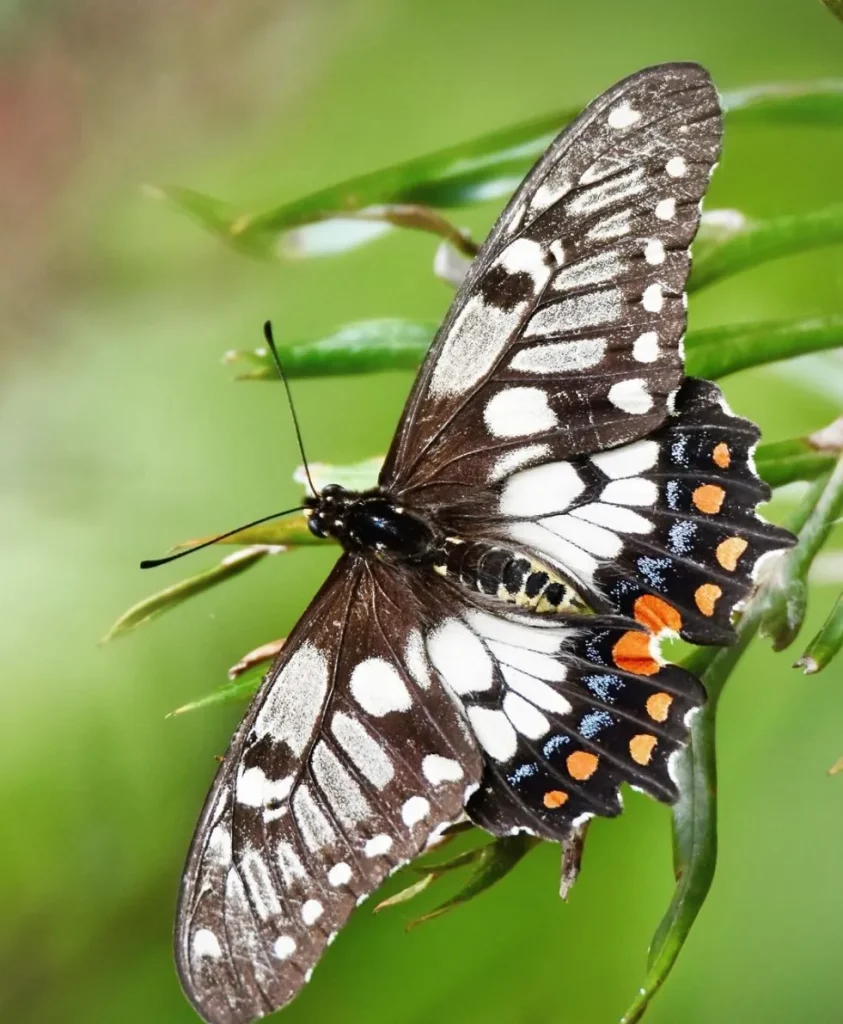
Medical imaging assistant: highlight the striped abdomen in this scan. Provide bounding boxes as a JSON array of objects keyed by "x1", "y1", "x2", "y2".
[{"x1": 430, "y1": 538, "x2": 587, "y2": 614}]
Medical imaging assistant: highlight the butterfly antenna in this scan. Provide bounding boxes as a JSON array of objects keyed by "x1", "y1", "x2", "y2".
[
  {"x1": 140, "y1": 506, "x2": 305, "y2": 569},
  {"x1": 263, "y1": 320, "x2": 318, "y2": 497}
]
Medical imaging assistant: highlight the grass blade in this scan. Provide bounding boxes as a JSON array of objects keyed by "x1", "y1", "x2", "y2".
[
  {"x1": 795, "y1": 593, "x2": 843, "y2": 675},
  {"x1": 101, "y1": 547, "x2": 271, "y2": 642}
]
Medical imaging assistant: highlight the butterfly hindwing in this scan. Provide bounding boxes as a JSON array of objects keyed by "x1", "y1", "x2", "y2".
[
  {"x1": 176, "y1": 558, "x2": 482, "y2": 1024},
  {"x1": 381, "y1": 63, "x2": 722, "y2": 501},
  {"x1": 443, "y1": 609, "x2": 705, "y2": 841}
]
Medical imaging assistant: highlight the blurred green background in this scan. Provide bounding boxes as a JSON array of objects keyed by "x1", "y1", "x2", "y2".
[{"x1": 2, "y1": 1, "x2": 842, "y2": 1022}]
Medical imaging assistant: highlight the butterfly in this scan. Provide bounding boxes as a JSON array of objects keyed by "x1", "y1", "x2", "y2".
[{"x1": 172, "y1": 63, "x2": 794, "y2": 1024}]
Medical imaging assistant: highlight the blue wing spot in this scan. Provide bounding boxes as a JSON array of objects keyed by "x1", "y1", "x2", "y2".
[
  {"x1": 668, "y1": 519, "x2": 697, "y2": 555},
  {"x1": 583, "y1": 673, "x2": 625, "y2": 702},
  {"x1": 543, "y1": 734, "x2": 571, "y2": 758},
  {"x1": 666, "y1": 480, "x2": 682, "y2": 510},
  {"x1": 579, "y1": 710, "x2": 614, "y2": 738},
  {"x1": 637, "y1": 556, "x2": 672, "y2": 589},
  {"x1": 508, "y1": 762, "x2": 539, "y2": 785}
]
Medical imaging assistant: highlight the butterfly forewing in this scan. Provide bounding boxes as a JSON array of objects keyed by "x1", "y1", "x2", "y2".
[
  {"x1": 381, "y1": 63, "x2": 722, "y2": 501},
  {"x1": 176, "y1": 558, "x2": 482, "y2": 1024}
]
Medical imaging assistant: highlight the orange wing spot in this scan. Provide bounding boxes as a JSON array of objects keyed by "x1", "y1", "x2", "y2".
[
  {"x1": 692, "y1": 484, "x2": 726, "y2": 514},
  {"x1": 543, "y1": 789, "x2": 569, "y2": 809},
  {"x1": 712, "y1": 442, "x2": 731, "y2": 469},
  {"x1": 716, "y1": 536, "x2": 748, "y2": 571},
  {"x1": 566, "y1": 751, "x2": 599, "y2": 781},
  {"x1": 612, "y1": 630, "x2": 660, "y2": 676},
  {"x1": 695, "y1": 583, "x2": 723, "y2": 617},
  {"x1": 633, "y1": 594, "x2": 683, "y2": 635},
  {"x1": 646, "y1": 691, "x2": 673, "y2": 722},
  {"x1": 630, "y1": 733, "x2": 658, "y2": 765}
]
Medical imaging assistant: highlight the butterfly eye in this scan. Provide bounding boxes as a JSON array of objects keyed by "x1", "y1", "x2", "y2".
[{"x1": 306, "y1": 513, "x2": 330, "y2": 539}]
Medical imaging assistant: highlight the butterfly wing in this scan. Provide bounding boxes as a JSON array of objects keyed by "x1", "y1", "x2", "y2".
[
  {"x1": 176, "y1": 556, "x2": 482, "y2": 1024},
  {"x1": 381, "y1": 63, "x2": 722, "y2": 501}
]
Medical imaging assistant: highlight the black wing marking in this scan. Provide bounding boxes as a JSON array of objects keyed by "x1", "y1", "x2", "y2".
[
  {"x1": 419, "y1": 601, "x2": 704, "y2": 842},
  {"x1": 176, "y1": 558, "x2": 482, "y2": 1024},
  {"x1": 380, "y1": 63, "x2": 722, "y2": 502}
]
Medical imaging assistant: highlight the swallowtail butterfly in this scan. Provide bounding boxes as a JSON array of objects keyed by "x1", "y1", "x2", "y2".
[{"x1": 173, "y1": 64, "x2": 793, "y2": 1023}]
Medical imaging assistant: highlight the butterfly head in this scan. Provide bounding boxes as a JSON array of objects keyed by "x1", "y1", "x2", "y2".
[{"x1": 305, "y1": 485, "x2": 436, "y2": 557}]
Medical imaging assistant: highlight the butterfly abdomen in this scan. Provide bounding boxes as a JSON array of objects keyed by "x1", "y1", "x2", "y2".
[{"x1": 431, "y1": 537, "x2": 587, "y2": 613}]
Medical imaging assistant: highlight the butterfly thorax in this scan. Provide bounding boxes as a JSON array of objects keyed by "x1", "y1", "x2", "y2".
[{"x1": 304, "y1": 485, "x2": 586, "y2": 614}]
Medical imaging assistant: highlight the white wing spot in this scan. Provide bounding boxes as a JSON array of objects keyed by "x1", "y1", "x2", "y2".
[
  {"x1": 552, "y1": 251, "x2": 622, "y2": 292},
  {"x1": 525, "y1": 289, "x2": 622, "y2": 335},
  {"x1": 588, "y1": 210, "x2": 631, "y2": 240},
  {"x1": 328, "y1": 862, "x2": 352, "y2": 887},
  {"x1": 509, "y1": 338, "x2": 607, "y2": 376},
  {"x1": 540, "y1": 512, "x2": 623, "y2": 558},
  {"x1": 572, "y1": 502, "x2": 653, "y2": 534},
  {"x1": 607, "y1": 102, "x2": 641, "y2": 129},
  {"x1": 364, "y1": 834, "x2": 393, "y2": 857},
  {"x1": 467, "y1": 707, "x2": 518, "y2": 762},
  {"x1": 487, "y1": 443, "x2": 551, "y2": 484},
  {"x1": 253, "y1": 642, "x2": 328, "y2": 756},
  {"x1": 592, "y1": 439, "x2": 659, "y2": 479},
  {"x1": 422, "y1": 754, "x2": 464, "y2": 785},
  {"x1": 655, "y1": 198, "x2": 676, "y2": 220},
  {"x1": 608, "y1": 379, "x2": 653, "y2": 415},
  {"x1": 484, "y1": 387, "x2": 557, "y2": 438},
  {"x1": 503, "y1": 692, "x2": 550, "y2": 740},
  {"x1": 428, "y1": 295, "x2": 527, "y2": 398},
  {"x1": 301, "y1": 899, "x2": 324, "y2": 925},
  {"x1": 401, "y1": 796, "x2": 431, "y2": 827},
  {"x1": 405, "y1": 629, "x2": 433, "y2": 690},
  {"x1": 601, "y1": 478, "x2": 659, "y2": 507},
  {"x1": 500, "y1": 461, "x2": 585, "y2": 517},
  {"x1": 428, "y1": 619, "x2": 494, "y2": 696},
  {"x1": 193, "y1": 929, "x2": 222, "y2": 959},
  {"x1": 494, "y1": 237, "x2": 552, "y2": 290},
  {"x1": 644, "y1": 239, "x2": 666, "y2": 265},
  {"x1": 349, "y1": 658, "x2": 412, "y2": 716},
  {"x1": 502, "y1": 667, "x2": 573, "y2": 715},
  {"x1": 236, "y1": 765, "x2": 293, "y2": 808},
  {"x1": 273, "y1": 936, "x2": 296, "y2": 961},
  {"x1": 666, "y1": 156, "x2": 687, "y2": 177},
  {"x1": 632, "y1": 331, "x2": 660, "y2": 363},
  {"x1": 642, "y1": 283, "x2": 664, "y2": 312},
  {"x1": 331, "y1": 712, "x2": 395, "y2": 788}
]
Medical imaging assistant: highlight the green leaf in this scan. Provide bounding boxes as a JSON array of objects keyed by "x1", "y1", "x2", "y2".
[
  {"x1": 689, "y1": 204, "x2": 843, "y2": 291},
  {"x1": 153, "y1": 81, "x2": 843, "y2": 258},
  {"x1": 406, "y1": 835, "x2": 538, "y2": 929},
  {"x1": 794, "y1": 592, "x2": 843, "y2": 675},
  {"x1": 820, "y1": 0, "x2": 843, "y2": 27},
  {"x1": 753, "y1": 437, "x2": 838, "y2": 489},
  {"x1": 225, "y1": 320, "x2": 437, "y2": 380},
  {"x1": 228, "y1": 314, "x2": 843, "y2": 386},
  {"x1": 683, "y1": 316, "x2": 843, "y2": 379},
  {"x1": 101, "y1": 547, "x2": 272, "y2": 642},
  {"x1": 620, "y1": 476, "x2": 830, "y2": 1024},
  {"x1": 166, "y1": 667, "x2": 264, "y2": 718}
]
